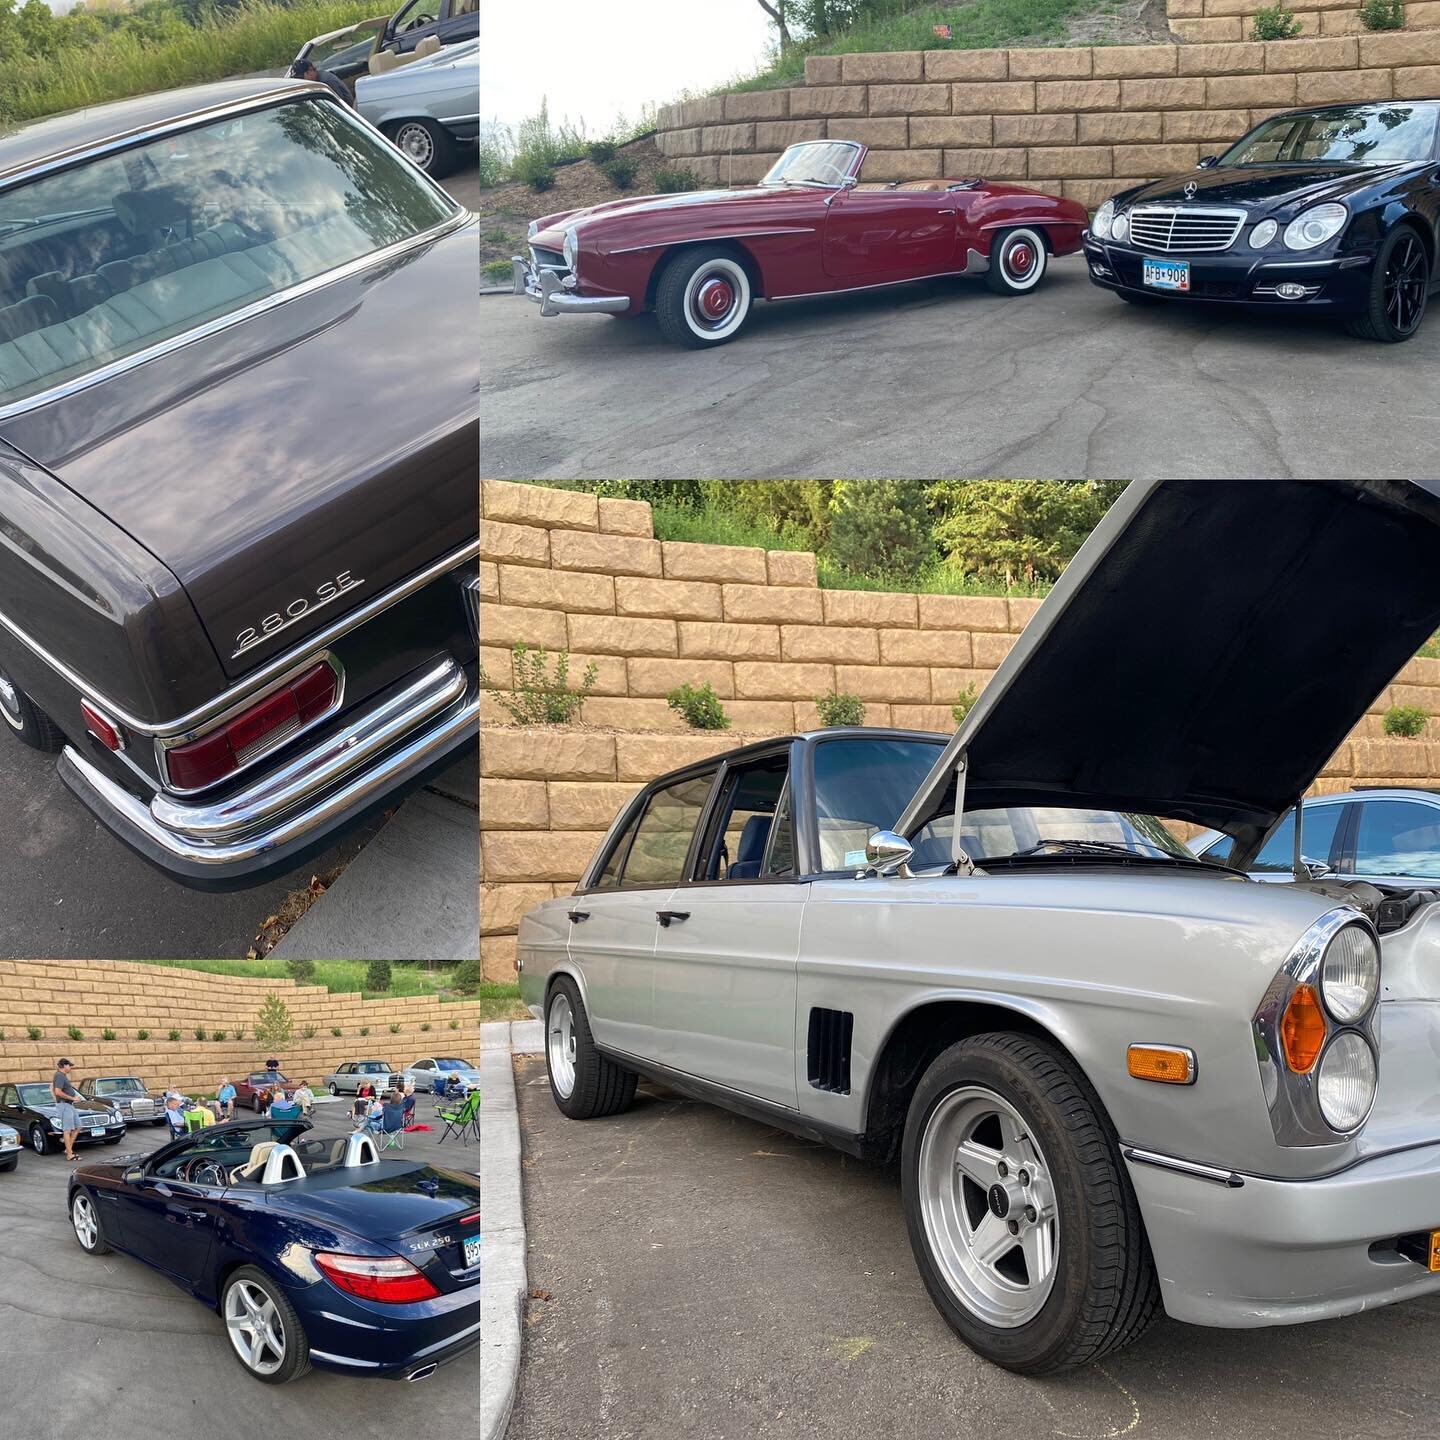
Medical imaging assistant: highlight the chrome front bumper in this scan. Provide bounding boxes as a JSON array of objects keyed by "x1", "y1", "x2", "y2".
[
  {"x1": 510, "y1": 257, "x2": 628, "y2": 316},
  {"x1": 59, "y1": 657, "x2": 477, "y2": 888}
]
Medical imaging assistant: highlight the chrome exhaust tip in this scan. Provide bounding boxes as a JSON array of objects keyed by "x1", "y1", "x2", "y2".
[{"x1": 407, "y1": 1363, "x2": 438, "y2": 1382}]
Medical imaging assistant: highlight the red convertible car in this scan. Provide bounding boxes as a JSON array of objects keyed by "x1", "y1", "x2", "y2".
[{"x1": 511, "y1": 139, "x2": 1087, "y2": 347}]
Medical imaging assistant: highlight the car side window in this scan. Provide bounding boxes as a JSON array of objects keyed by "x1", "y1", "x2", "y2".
[
  {"x1": 695, "y1": 756, "x2": 791, "y2": 881},
  {"x1": 1252, "y1": 803, "x2": 1345, "y2": 872},
  {"x1": 1353, "y1": 799, "x2": 1440, "y2": 878},
  {"x1": 618, "y1": 773, "x2": 715, "y2": 888},
  {"x1": 0, "y1": 1086, "x2": 14, "y2": 1106},
  {"x1": 762, "y1": 779, "x2": 796, "y2": 877},
  {"x1": 591, "y1": 805, "x2": 643, "y2": 890},
  {"x1": 811, "y1": 737, "x2": 946, "y2": 872}
]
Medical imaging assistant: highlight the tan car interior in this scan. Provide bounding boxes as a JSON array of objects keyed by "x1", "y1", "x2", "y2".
[{"x1": 368, "y1": 32, "x2": 441, "y2": 74}]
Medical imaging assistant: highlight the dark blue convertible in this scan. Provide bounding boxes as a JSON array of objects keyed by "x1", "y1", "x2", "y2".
[{"x1": 66, "y1": 1117, "x2": 482, "y2": 1383}]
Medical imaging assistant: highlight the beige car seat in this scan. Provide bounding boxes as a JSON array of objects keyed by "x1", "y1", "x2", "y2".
[{"x1": 368, "y1": 33, "x2": 442, "y2": 74}]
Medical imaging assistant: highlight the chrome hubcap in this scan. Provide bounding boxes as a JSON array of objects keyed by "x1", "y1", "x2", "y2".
[
  {"x1": 0, "y1": 667, "x2": 22, "y2": 730},
  {"x1": 918, "y1": 1086, "x2": 1059, "y2": 1328},
  {"x1": 548, "y1": 992, "x2": 578, "y2": 1099},
  {"x1": 72, "y1": 1195, "x2": 97, "y2": 1249},
  {"x1": 225, "y1": 1279, "x2": 286, "y2": 1375},
  {"x1": 1002, "y1": 234, "x2": 1042, "y2": 286},
  {"x1": 684, "y1": 260, "x2": 748, "y2": 335},
  {"x1": 396, "y1": 122, "x2": 434, "y2": 169}
]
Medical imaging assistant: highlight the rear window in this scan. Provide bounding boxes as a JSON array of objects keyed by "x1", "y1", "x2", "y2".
[{"x1": 0, "y1": 96, "x2": 455, "y2": 408}]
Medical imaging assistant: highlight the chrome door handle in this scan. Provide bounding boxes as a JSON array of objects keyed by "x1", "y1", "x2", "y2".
[
  {"x1": 938, "y1": 208, "x2": 955, "y2": 215},
  {"x1": 656, "y1": 910, "x2": 691, "y2": 927},
  {"x1": 567, "y1": 909, "x2": 590, "y2": 923}
]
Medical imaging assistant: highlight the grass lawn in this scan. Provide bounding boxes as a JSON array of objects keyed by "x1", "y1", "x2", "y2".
[
  {"x1": 480, "y1": 982, "x2": 530, "y2": 1023},
  {"x1": 133, "y1": 957, "x2": 465, "y2": 1002}
]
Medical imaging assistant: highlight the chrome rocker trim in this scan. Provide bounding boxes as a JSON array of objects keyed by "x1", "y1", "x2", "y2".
[
  {"x1": 1122, "y1": 1145, "x2": 1245, "y2": 1189},
  {"x1": 59, "y1": 657, "x2": 474, "y2": 868},
  {"x1": 511, "y1": 259, "x2": 628, "y2": 315}
]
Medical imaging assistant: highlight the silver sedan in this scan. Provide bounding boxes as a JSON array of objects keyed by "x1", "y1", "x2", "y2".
[{"x1": 355, "y1": 37, "x2": 478, "y2": 178}]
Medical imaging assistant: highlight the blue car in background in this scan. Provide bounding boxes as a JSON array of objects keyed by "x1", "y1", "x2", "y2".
[{"x1": 66, "y1": 1117, "x2": 482, "y2": 1384}]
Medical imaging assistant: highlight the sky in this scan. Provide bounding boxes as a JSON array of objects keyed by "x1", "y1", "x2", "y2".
[{"x1": 480, "y1": 0, "x2": 777, "y2": 136}]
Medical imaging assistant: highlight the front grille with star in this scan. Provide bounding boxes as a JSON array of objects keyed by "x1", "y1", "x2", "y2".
[{"x1": 1127, "y1": 206, "x2": 1246, "y2": 254}]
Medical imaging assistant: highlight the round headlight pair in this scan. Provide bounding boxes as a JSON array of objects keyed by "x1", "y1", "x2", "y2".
[
  {"x1": 1283, "y1": 202, "x2": 1347, "y2": 251},
  {"x1": 1251, "y1": 218, "x2": 1278, "y2": 248},
  {"x1": 1320, "y1": 923, "x2": 1379, "y2": 1022},
  {"x1": 1111, "y1": 211, "x2": 1129, "y2": 242},
  {"x1": 562, "y1": 227, "x2": 579, "y2": 272},
  {"x1": 1316, "y1": 922, "x2": 1379, "y2": 1131},
  {"x1": 1092, "y1": 199, "x2": 1115, "y2": 240},
  {"x1": 1316, "y1": 1031, "x2": 1376, "y2": 1131}
]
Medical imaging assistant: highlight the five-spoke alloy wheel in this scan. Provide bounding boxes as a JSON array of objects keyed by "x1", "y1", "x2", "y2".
[
  {"x1": 70, "y1": 1191, "x2": 111, "y2": 1255},
  {"x1": 222, "y1": 1267, "x2": 310, "y2": 1384}
]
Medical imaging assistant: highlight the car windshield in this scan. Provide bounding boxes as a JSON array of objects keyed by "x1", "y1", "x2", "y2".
[
  {"x1": 435, "y1": 1058, "x2": 475, "y2": 1070},
  {"x1": 1220, "y1": 104, "x2": 1439, "y2": 167},
  {"x1": 761, "y1": 141, "x2": 860, "y2": 189},
  {"x1": 0, "y1": 95, "x2": 457, "y2": 410},
  {"x1": 92, "y1": 1079, "x2": 146, "y2": 1096},
  {"x1": 17, "y1": 1083, "x2": 57, "y2": 1106},
  {"x1": 151, "y1": 1120, "x2": 307, "y2": 1178},
  {"x1": 912, "y1": 806, "x2": 1197, "y2": 867}
]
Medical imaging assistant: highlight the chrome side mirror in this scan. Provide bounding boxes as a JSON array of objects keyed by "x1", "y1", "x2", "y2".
[
  {"x1": 1302, "y1": 857, "x2": 1332, "y2": 881},
  {"x1": 865, "y1": 830, "x2": 914, "y2": 877},
  {"x1": 1197, "y1": 155, "x2": 1220, "y2": 168}
]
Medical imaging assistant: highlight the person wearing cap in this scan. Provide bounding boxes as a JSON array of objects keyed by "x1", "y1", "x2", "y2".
[
  {"x1": 51, "y1": 1059, "x2": 87, "y2": 1161},
  {"x1": 289, "y1": 57, "x2": 352, "y2": 106}
]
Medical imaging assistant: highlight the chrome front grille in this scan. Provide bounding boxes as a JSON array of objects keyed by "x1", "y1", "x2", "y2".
[
  {"x1": 1127, "y1": 206, "x2": 1245, "y2": 254},
  {"x1": 529, "y1": 244, "x2": 568, "y2": 274}
]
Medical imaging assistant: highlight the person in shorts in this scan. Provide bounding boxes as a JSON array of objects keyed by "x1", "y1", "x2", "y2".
[
  {"x1": 216, "y1": 1077, "x2": 237, "y2": 1120},
  {"x1": 51, "y1": 1059, "x2": 86, "y2": 1161}
]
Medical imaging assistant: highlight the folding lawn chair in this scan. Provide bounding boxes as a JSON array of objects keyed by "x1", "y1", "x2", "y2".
[
  {"x1": 379, "y1": 1106, "x2": 406, "y2": 1151},
  {"x1": 436, "y1": 1088, "x2": 480, "y2": 1145}
]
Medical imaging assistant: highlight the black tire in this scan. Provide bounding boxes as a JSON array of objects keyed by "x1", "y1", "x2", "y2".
[
  {"x1": 1346, "y1": 222, "x2": 1429, "y2": 342},
  {"x1": 901, "y1": 1032, "x2": 1159, "y2": 1374},
  {"x1": 1117, "y1": 289, "x2": 1161, "y2": 307},
  {"x1": 221, "y1": 1266, "x2": 312, "y2": 1385},
  {"x1": 387, "y1": 118, "x2": 457, "y2": 179},
  {"x1": 0, "y1": 662, "x2": 65, "y2": 751},
  {"x1": 653, "y1": 245, "x2": 754, "y2": 348},
  {"x1": 545, "y1": 977, "x2": 637, "y2": 1120},
  {"x1": 985, "y1": 227, "x2": 1049, "y2": 297},
  {"x1": 0, "y1": 1153, "x2": 17, "y2": 1172},
  {"x1": 327, "y1": 1083, "x2": 339, "y2": 1097},
  {"x1": 70, "y1": 1188, "x2": 112, "y2": 1255},
  {"x1": 28, "y1": 1124, "x2": 52, "y2": 1156},
  {"x1": 103, "y1": 1134, "x2": 123, "y2": 1145}
]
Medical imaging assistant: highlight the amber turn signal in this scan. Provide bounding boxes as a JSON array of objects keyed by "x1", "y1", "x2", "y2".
[
  {"x1": 1127, "y1": 1044, "x2": 1196, "y2": 1085},
  {"x1": 1280, "y1": 983, "x2": 1327, "y2": 1074},
  {"x1": 1430, "y1": 1231, "x2": 1440, "y2": 1273}
]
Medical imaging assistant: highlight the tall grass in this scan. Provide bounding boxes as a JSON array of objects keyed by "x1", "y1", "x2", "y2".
[
  {"x1": 134, "y1": 957, "x2": 464, "y2": 1002},
  {"x1": 0, "y1": 0, "x2": 377, "y2": 124}
]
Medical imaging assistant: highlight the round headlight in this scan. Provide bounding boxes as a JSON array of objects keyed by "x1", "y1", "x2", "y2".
[
  {"x1": 1321, "y1": 923, "x2": 1379, "y2": 1022},
  {"x1": 1251, "y1": 218, "x2": 1278, "y2": 248},
  {"x1": 562, "y1": 227, "x2": 578, "y2": 271},
  {"x1": 1111, "y1": 211, "x2": 1129, "y2": 243},
  {"x1": 1316, "y1": 1030, "x2": 1377, "y2": 1131},
  {"x1": 1093, "y1": 200, "x2": 1114, "y2": 240},
  {"x1": 527, "y1": 218, "x2": 540, "y2": 239},
  {"x1": 1283, "y1": 202, "x2": 1347, "y2": 251}
]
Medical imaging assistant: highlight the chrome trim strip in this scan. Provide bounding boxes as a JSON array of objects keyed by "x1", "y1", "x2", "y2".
[
  {"x1": 1127, "y1": 205, "x2": 1246, "y2": 254},
  {"x1": 0, "y1": 92, "x2": 466, "y2": 425},
  {"x1": 0, "y1": 539, "x2": 478, "y2": 737},
  {"x1": 608, "y1": 227, "x2": 818, "y2": 255},
  {"x1": 1121, "y1": 1146, "x2": 1244, "y2": 1189},
  {"x1": 1257, "y1": 259, "x2": 1344, "y2": 269},
  {"x1": 770, "y1": 254, "x2": 987, "y2": 301}
]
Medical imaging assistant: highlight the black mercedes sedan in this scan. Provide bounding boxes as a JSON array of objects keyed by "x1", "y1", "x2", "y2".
[{"x1": 1084, "y1": 100, "x2": 1440, "y2": 342}]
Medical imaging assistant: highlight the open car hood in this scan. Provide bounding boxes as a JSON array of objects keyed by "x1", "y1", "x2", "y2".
[{"x1": 897, "y1": 480, "x2": 1440, "y2": 851}]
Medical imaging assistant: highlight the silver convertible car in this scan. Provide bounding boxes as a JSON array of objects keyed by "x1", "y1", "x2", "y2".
[
  {"x1": 518, "y1": 478, "x2": 1440, "y2": 1373},
  {"x1": 354, "y1": 36, "x2": 478, "y2": 178}
]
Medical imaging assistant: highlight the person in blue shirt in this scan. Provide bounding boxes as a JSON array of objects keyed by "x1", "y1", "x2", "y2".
[{"x1": 216, "y1": 1077, "x2": 237, "y2": 1120}]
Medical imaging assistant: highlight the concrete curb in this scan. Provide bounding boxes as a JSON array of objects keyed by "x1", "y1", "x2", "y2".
[{"x1": 480, "y1": 1018, "x2": 542, "y2": 1440}]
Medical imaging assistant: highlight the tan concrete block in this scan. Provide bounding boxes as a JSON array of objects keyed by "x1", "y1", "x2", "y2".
[
  {"x1": 481, "y1": 883, "x2": 555, "y2": 936},
  {"x1": 662, "y1": 540, "x2": 768, "y2": 583},
  {"x1": 483, "y1": 831, "x2": 603, "y2": 882},
  {"x1": 829, "y1": 117, "x2": 907, "y2": 148},
  {"x1": 546, "y1": 781, "x2": 641, "y2": 831},
  {"x1": 682, "y1": 155, "x2": 721, "y2": 184},
  {"x1": 1302, "y1": 68, "x2": 1393, "y2": 102},
  {"x1": 756, "y1": 119, "x2": 828, "y2": 149},
  {"x1": 869, "y1": 83, "x2": 953, "y2": 115},
  {"x1": 917, "y1": 594, "x2": 1008, "y2": 630},
  {"x1": 1390, "y1": 684, "x2": 1440, "y2": 713},
  {"x1": 1030, "y1": 145, "x2": 1113, "y2": 178},
  {"x1": 951, "y1": 81, "x2": 1036, "y2": 114},
  {"x1": 891, "y1": 703, "x2": 965, "y2": 732},
  {"x1": 924, "y1": 49, "x2": 1009, "y2": 81},
  {"x1": 841, "y1": 51, "x2": 924, "y2": 82},
  {"x1": 822, "y1": 589, "x2": 919, "y2": 627},
  {"x1": 482, "y1": 480, "x2": 598, "y2": 531},
  {"x1": 781, "y1": 625, "x2": 880, "y2": 664},
  {"x1": 567, "y1": 612, "x2": 677, "y2": 656},
  {"x1": 478, "y1": 562, "x2": 499, "y2": 602},
  {"x1": 1360, "y1": 30, "x2": 1440, "y2": 66},
  {"x1": 478, "y1": 778, "x2": 548, "y2": 830},
  {"x1": 1009, "y1": 48, "x2": 1093, "y2": 78},
  {"x1": 1092, "y1": 45, "x2": 1180, "y2": 78},
  {"x1": 497, "y1": 564, "x2": 614, "y2": 614},
  {"x1": 615, "y1": 576, "x2": 722, "y2": 621},
  {"x1": 804, "y1": 55, "x2": 842, "y2": 84},
  {"x1": 481, "y1": 936, "x2": 518, "y2": 982},
  {"x1": 480, "y1": 518, "x2": 548, "y2": 567},
  {"x1": 1262, "y1": 34, "x2": 1356, "y2": 68},
  {"x1": 1166, "y1": 0, "x2": 1204, "y2": 14},
  {"x1": 480, "y1": 728, "x2": 616, "y2": 781},
  {"x1": 909, "y1": 115, "x2": 994, "y2": 147},
  {"x1": 597, "y1": 496, "x2": 654, "y2": 537},
  {"x1": 1352, "y1": 738, "x2": 1432, "y2": 780},
  {"x1": 1113, "y1": 143, "x2": 1199, "y2": 177},
  {"x1": 1179, "y1": 41, "x2": 1267, "y2": 74},
  {"x1": 723, "y1": 583, "x2": 824, "y2": 624},
  {"x1": 1316, "y1": 8, "x2": 1360, "y2": 31},
  {"x1": 835, "y1": 664, "x2": 930, "y2": 703},
  {"x1": 1291, "y1": 13, "x2": 1321, "y2": 35},
  {"x1": 678, "y1": 621, "x2": 781, "y2": 660},
  {"x1": 723, "y1": 89, "x2": 789, "y2": 121},
  {"x1": 1061, "y1": 179, "x2": 1119, "y2": 208},
  {"x1": 479, "y1": 603, "x2": 567, "y2": 651},
  {"x1": 615, "y1": 733, "x2": 743, "y2": 781},
  {"x1": 1008, "y1": 597, "x2": 1045, "y2": 629},
  {"x1": 1205, "y1": 73, "x2": 1297, "y2": 107},
  {"x1": 679, "y1": 97, "x2": 725, "y2": 127},
  {"x1": 1397, "y1": 657, "x2": 1440, "y2": 687},
  {"x1": 701, "y1": 122, "x2": 756, "y2": 153},
  {"x1": 550, "y1": 528, "x2": 662, "y2": 577},
  {"x1": 576, "y1": 697, "x2": 685, "y2": 731},
  {"x1": 790, "y1": 86, "x2": 869, "y2": 118},
  {"x1": 1161, "y1": 108, "x2": 1250, "y2": 142},
  {"x1": 1036, "y1": 80, "x2": 1121, "y2": 113},
  {"x1": 1121, "y1": 77, "x2": 1209, "y2": 109},
  {"x1": 995, "y1": 113, "x2": 1078, "y2": 145},
  {"x1": 869, "y1": 149, "x2": 950, "y2": 181},
  {"x1": 1078, "y1": 111, "x2": 1163, "y2": 144},
  {"x1": 722, "y1": 151, "x2": 783, "y2": 185},
  {"x1": 766, "y1": 550, "x2": 819, "y2": 587},
  {"x1": 975, "y1": 632, "x2": 1019, "y2": 667},
  {"x1": 726, "y1": 700, "x2": 798, "y2": 733},
  {"x1": 880, "y1": 628, "x2": 975, "y2": 666},
  {"x1": 1406, "y1": 1, "x2": 1440, "y2": 28},
  {"x1": 627, "y1": 657, "x2": 736, "y2": 698},
  {"x1": 1396, "y1": 65, "x2": 1440, "y2": 99},
  {"x1": 733, "y1": 661, "x2": 835, "y2": 699},
  {"x1": 930, "y1": 667, "x2": 991, "y2": 702}
]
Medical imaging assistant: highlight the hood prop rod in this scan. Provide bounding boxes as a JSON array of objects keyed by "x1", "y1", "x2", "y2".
[
  {"x1": 950, "y1": 756, "x2": 976, "y2": 877},
  {"x1": 1292, "y1": 792, "x2": 1305, "y2": 882}
]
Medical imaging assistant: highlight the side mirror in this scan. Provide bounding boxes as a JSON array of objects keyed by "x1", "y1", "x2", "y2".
[
  {"x1": 1197, "y1": 155, "x2": 1220, "y2": 169},
  {"x1": 122, "y1": 1166, "x2": 144, "y2": 1184},
  {"x1": 1301, "y1": 857, "x2": 1332, "y2": 880},
  {"x1": 864, "y1": 830, "x2": 914, "y2": 877}
]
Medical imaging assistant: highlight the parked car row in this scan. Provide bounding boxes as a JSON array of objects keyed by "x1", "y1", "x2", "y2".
[
  {"x1": 319, "y1": 1056, "x2": 482, "y2": 1097},
  {"x1": 0, "y1": 1082, "x2": 128, "y2": 1155},
  {"x1": 513, "y1": 101, "x2": 1440, "y2": 347}
]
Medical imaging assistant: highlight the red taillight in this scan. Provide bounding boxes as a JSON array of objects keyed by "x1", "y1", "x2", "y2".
[
  {"x1": 166, "y1": 662, "x2": 336, "y2": 790},
  {"x1": 314, "y1": 1251, "x2": 440, "y2": 1303},
  {"x1": 80, "y1": 700, "x2": 124, "y2": 752}
]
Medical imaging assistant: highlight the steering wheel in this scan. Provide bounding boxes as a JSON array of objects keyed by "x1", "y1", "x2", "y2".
[
  {"x1": 814, "y1": 157, "x2": 851, "y2": 185},
  {"x1": 182, "y1": 1157, "x2": 228, "y2": 1187},
  {"x1": 401, "y1": 12, "x2": 436, "y2": 29}
]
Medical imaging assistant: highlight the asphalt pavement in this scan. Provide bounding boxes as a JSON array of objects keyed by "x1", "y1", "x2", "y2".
[
  {"x1": 481, "y1": 254, "x2": 1438, "y2": 480},
  {"x1": 510, "y1": 1054, "x2": 1440, "y2": 1440}
]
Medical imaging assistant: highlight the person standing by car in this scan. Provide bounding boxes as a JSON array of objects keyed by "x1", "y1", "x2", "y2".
[
  {"x1": 51, "y1": 1059, "x2": 87, "y2": 1161},
  {"x1": 216, "y1": 1076, "x2": 236, "y2": 1120}
]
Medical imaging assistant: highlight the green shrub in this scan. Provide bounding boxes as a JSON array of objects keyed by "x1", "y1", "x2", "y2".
[
  {"x1": 27, "y1": 1026, "x2": 41, "y2": 1040},
  {"x1": 303, "y1": 1026, "x2": 317, "y2": 1039},
  {"x1": 480, "y1": 643, "x2": 599, "y2": 725},
  {"x1": 653, "y1": 165, "x2": 702, "y2": 193},
  {"x1": 483, "y1": 227, "x2": 514, "y2": 245},
  {"x1": 476, "y1": 134, "x2": 507, "y2": 188},
  {"x1": 449, "y1": 1019, "x2": 460, "y2": 1030},
  {"x1": 389, "y1": 1023, "x2": 401, "y2": 1034},
  {"x1": 1357, "y1": 0, "x2": 1404, "y2": 26},
  {"x1": 815, "y1": 689, "x2": 866, "y2": 727},
  {"x1": 585, "y1": 138, "x2": 618, "y2": 163},
  {"x1": 167, "y1": 1028, "x2": 180, "y2": 1042},
  {"x1": 360, "y1": 1026, "x2": 370, "y2": 1037},
  {"x1": 667, "y1": 681, "x2": 731, "y2": 731},
  {"x1": 599, "y1": 155, "x2": 638, "y2": 189},
  {"x1": 951, "y1": 684, "x2": 978, "y2": 725},
  {"x1": 194, "y1": 1027, "x2": 206, "y2": 1041},
  {"x1": 1251, "y1": 3, "x2": 1301, "y2": 36},
  {"x1": 212, "y1": 1030, "x2": 227, "y2": 1042},
  {"x1": 421, "y1": 1021, "x2": 432, "y2": 1032},
  {"x1": 1384, "y1": 704, "x2": 1427, "y2": 737},
  {"x1": 511, "y1": 152, "x2": 556, "y2": 191},
  {"x1": 452, "y1": 957, "x2": 481, "y2": 995},
  {"x1": 366, "y1": 958, "x2": 392, "y2": 993},
  {"x1": 233, "y1": 1028, "x2": 245, "y2": 1042},
  {"x1": 828, "y1": 480, "x2": 933, "y2": 582},
  {"x1": 483, "y1": 259, "x2": 514, "y2": 283},
  {"x1": 285, "y1": 958, "x2": 316, "y2": 985},
  {"x1": 67, "y1": 1025, "x2": 83, "y2": 1041},
  {"x1": 253, "y1": 993, "x2": 294, "y2": 1052},
  {"x1": 136, "y1": 1029, "x2": 150, "y2": 1041},
  {"x1": 101, "y1": 1028, "x2": 116, "y2": 1042},
  {"x1": 331, "y1": 1026, "x2": 342, "y2": 1037}
]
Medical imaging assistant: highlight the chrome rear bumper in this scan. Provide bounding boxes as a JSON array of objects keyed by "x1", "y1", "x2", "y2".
[{"x1": 511, "y1": 257, "x2": 629, "y2": 315}]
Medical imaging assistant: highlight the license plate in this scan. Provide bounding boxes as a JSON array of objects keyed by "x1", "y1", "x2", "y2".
[
  {"x1": 462, "y1": 1235, "x2": 482, "y2": 1269},
  {"x1": 89, "y1": 1127, "x2": 105, "y2": 1137},
  {"x1": 1143, "y1": 258, "x2": 1190, "y2": 292}
]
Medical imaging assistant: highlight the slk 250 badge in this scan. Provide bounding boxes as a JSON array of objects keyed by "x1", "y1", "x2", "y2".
[{"x1": 233, "y1": 571, "x2": 364, "y2": 657}]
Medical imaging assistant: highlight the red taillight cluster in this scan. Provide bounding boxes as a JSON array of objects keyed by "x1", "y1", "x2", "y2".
[
  {"x1": 314, "y1": 1251, "x2": 440, "y2": 1303},
  {"x1": 80, "y1": 700, "x2": 125, "y2": 752},
  {"x1": 166, "y1": 662, "x2": 336, "y2": 791}
]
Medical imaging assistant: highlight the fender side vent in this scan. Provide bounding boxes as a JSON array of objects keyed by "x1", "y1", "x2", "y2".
[{"x1": 807, "y1": 1007, "x2": 854, "y2": 1094}]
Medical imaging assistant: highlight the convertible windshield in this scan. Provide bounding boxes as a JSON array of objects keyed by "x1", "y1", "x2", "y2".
[
  {"x1": 761, "y1": 141, "x2": 860, "y2": 189},
  {"x1": 0, "y1": 95, "x2": 456, "y2": 409},
  {"x1": 1220, "y1": 104, "x2": 1439, "y2": 167}
]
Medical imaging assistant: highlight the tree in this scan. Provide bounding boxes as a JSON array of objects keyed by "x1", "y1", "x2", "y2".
[
  {"x1": 827, "y1": 480, "x2": 933, "y2": 581},
  {"x1": 927, "y1": 481, "x2": 1127, "y2": 587},
  {"x1": 705, "y1": 480, "x2": 834, "y2": 549},
  {"x1": 366, "y1": 957, "x2": 393, "y2": 993},
  {"x1": 753, "y1": 0, "x2": 792, "y2": 49},
  {"x1": 252, "y1": 993, "x2": 294, "y2": 1054}
]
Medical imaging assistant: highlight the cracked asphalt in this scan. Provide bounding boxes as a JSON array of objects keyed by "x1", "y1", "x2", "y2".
[
  {"x1": 510, "y1": 1054, "x2": 1440, "y2": 1440},
  {"x1": 481, "y1": 255, "x2": 1437, "y2": 480},
  {"x1": 0, "y1": 1099, "x2": 479, "y2": 1440}
]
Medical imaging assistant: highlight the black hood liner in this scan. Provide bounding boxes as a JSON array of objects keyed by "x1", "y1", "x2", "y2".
[{"x1": 901, "y1": 481, "x2": 1440, "y2": 846}]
